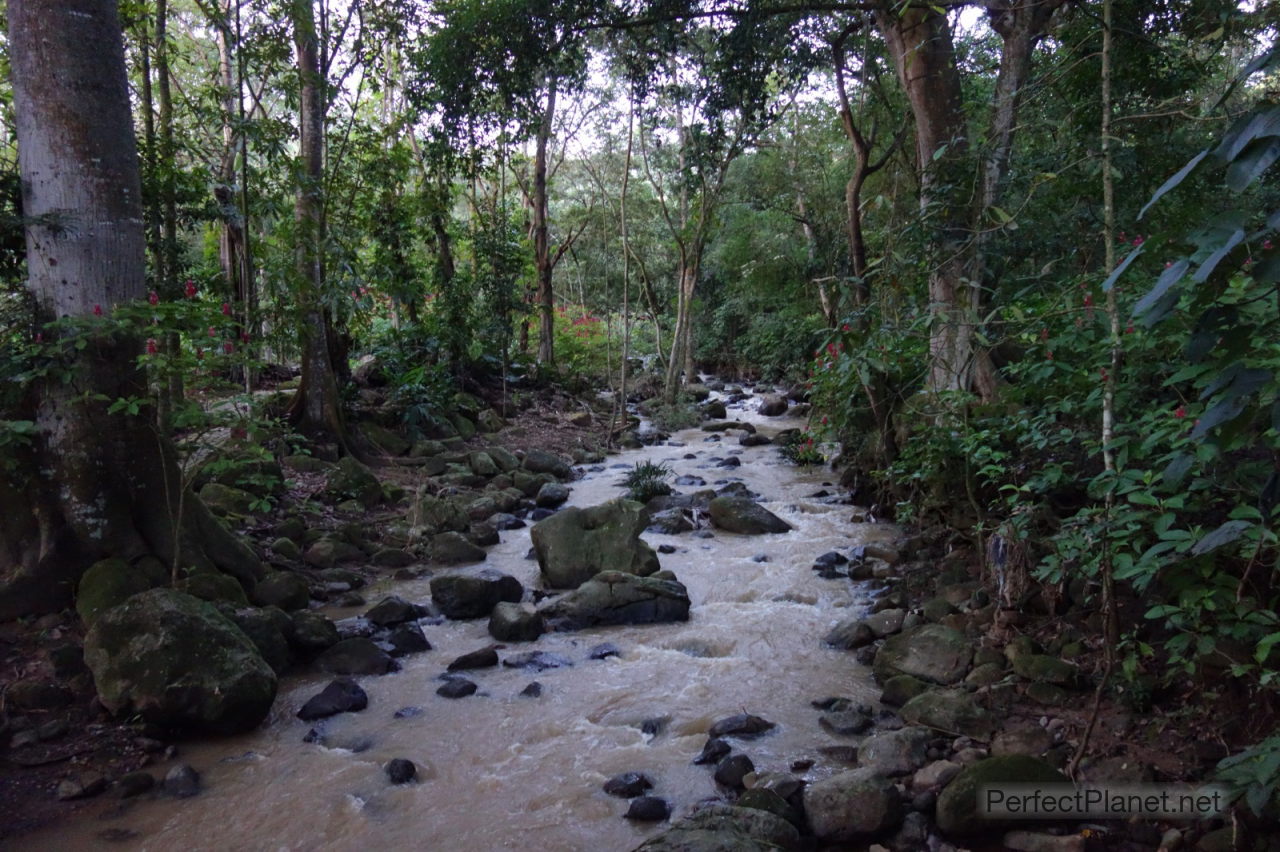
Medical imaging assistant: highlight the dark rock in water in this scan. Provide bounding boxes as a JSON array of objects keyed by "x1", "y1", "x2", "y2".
[
  {"x1": 804, "y1": 769, "x2": 902, "y2": 841},
  {"x1": 430, "y1": 570, "x2": 523, "y2": 620},
  {"x1": 694, "y1": 738, "x2": 732, "y2": 765},
  {"x1": 490, "y1": 513, "x2": 526, "y2": 531},
  {"x1": 163, "y1": 764, "x2": 201, "y2": 799},
  {"x1": 648, "y1": 508, "x2": 694, "y2": 535},
  {"x1": 625, "y1": 796, "x2": 671, "y2": 822},
  {"x1": 657, "y1": 544, "x2": 678, "y2": 555},
  {"x1": 436, "y1": 679, "x2": 477, "y2": 699},
  {"x1": 365, "y1": 595, "x2": 424, "y2": 627},
  {"x1": 709, "y1": 713, "x2": 776, "y2": 739},
  {"x1": 57, "y1": 773, "x2": 108, "y2": 801},
  {"x1": 303, "y1": 728, "x2": 324, "y2": 744},
  {"x1": 383, "y1": 623, "x2": 431, "y2": 657},
  {"x1": 468, "y1": 522, "x2": 500, "y2": 547},
  {"x1": 114, "y1": 771, "x2": 155, "y2": 799},
  {"x1": 529, "y1": 508, "x2": 556, "y2": 522},
  {"x1": 717, "y1": 456, "x2": 742, "y2": 469},
  {"x1": 740, "y1": 433, "x2": 772, "y2": 447},
  {"x1": 751, "y1": 554, "x2": 769, "y2": 563},
  {"x1": 448, "y1": 646, "x2": 499, "y2": 671},
  {"x1": 317, "y1": 638, "x2": 397, "y2": 676},
  {"x1": 393, "y1": 706, "x2": 423, "y2": 719},
  {"x1": 641, "y1": 716, "x2": 670, "y2": 737},
  {"x1": 532, "y1": 499, "x2": 660, "y2": 590},
  {"x1": 385, "y1": 758, "x2": 417, "y2": 784},
  {"x1": 824, "y1": 618, "x2": 875, "y2": 650},
  {"x1": 290, "y1": 611, "x2": 341, "y2": 656},
  {"x1": 714, "y1": 754, "x2": 755, "y2": 788},
  {"x1": 604, "y1": 772, "x2": 654, "y2": 798},
  {"x1": 813, "y1": 551, "x2": 848, "y2": 568},
  {"x1": 691, "y1": 530, "x2": 715, "y2": 539},
  {"x1": 820, "y1": 710, "x2": 874, "y2": 736},
  {"x1": 811, "y1": 696, "x2": 854, "y2": 711},
  {"x1": 758, "y1": 395, "x2": 789, "y2": 416},
  {"x1": 503, "y1": 651, "x2": 572, "y2": 671},
  {"x1": 520, "y1": 682, "x2": 543, "y2": 698},
  {"x1": 488, "y1": 601, "x2": 546, "y2": 642},
  {"x1": 588, "y1": 642, "x2": 621, "y2": 660},
  {"x1": 707, "y1": 496, "x2": 792, "y2": 535},
  {"x1": 683, "y1": 453, "x2": 697, "y2": 460},
  {"x1": 535, "y1": 482, "x2": 571, "y2": 508},
  {"x1": 297, "y1": 678, "x2": 368, "y2": 720},
  {"x1": 675, "y1": 475, "x2": 706, "y2": 487},
  {"x1": 539, "y1": 571, "x2": 691, "y2": 630}
]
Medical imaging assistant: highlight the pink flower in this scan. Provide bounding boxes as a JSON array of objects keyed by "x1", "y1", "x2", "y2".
[
  {"x1": 93, "y1": 304, "x2": 103, "y2": 316},
  {"x1": 1133, "y1": 236, "x2": 1144, "y2": 246},
  {"x1": 208, "y1": 326, "x2": 217, "y2": 337},
  {"x1": 222, "y1": 302, "x2": 232, "y2": 316},
  {"x1": 1125, "y1": 323, "x2": 1135, "y2": 334},
  {"x1": 184, "y1": 280, "x2": 197, "y2": 298},
  {"x1": 223, "y1": 341, "x2": 234, "y2": 354},
  {"x1": 35, "y1": 332, "x2": 43, "y2": 343},
  {"x1": 146, "y1": 338, "x2": 159, "y2": 355},
  {"x1": 1174, "y1": 406, "x2": 1186, "y2": 419},
  {"x1": 841, "y1": 324, "x2": 850, "y2": 332},
  {"x1": 148, "y1": 290, "x2": 159, "y2": 306},
  {"x1": 240, "y1": 332, "x2": 250, "y2": 344},
  {"x1": 1265, "y1": 239, "x2": 1274, "y2": 251}
]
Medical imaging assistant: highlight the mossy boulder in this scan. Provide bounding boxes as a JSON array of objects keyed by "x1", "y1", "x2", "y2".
[
  {"x1": 362, "y1": 423, "x2": 411, "y2": 456},
  {"x1": 323, "y1": 457, "x2": 383, "y2": 508},
  {"x1": 414, "y1": 494, "x2": 470, "y2": 535},
  {"x1": 430, "y1": 570, "x2": 523, "y2": 620},
  {"x1": 900, "y1": 689, "x2": 997, "y2": 739},
  {"x1": 539, "y1": 571, "x2": 690, "y2": 630},
  {"x1": 76, "y1": 559, "x2": 155, "y2": 625},
  {"x1": 450, "y1": 413, "x2": 477, "y2": 440},
  {"x1": 707, "y1": 496, "x2": 792, "y2": 535},
  {"x1": 881, "y1": 674, "x2": 932, "y2": 707},
  {"x1": 530, "y1": 499, "x2": 660, "y2": 589},
  {"x1": 430, "y1": 531, "x2": 487, "y2": 565},
  {"x1": 83, "y1": 589, "x2": 277, "y2": 734},
  {"x1": 487, "y1": 446, "x2": 519, "y2": 472},
  {"x1": 1011, "y1": 654, "x2": 1078, "y2": 685},
  {"x1": 873, "y1": 624, "x2": 973, "y2": 686},
  {"x1": 935, "y1": 755, "x2": 1069, "y2": 835},
  {"x1": 478, "y1": 409, "x2": 505, "y2": 433},
  {"x1": 199, "y1": 482, "x2": 257, "y2": 516},
  {"x1": 225, "y1": 606, "x2": 293, "y2": 674},
  {"x1": 522, "y1": 449, "x2": 572, "y2": 479},
  {"x1": 635, "y1": 804, "x2": 800, "y2": 851},
  {"x1": 289, "y1": 610, "x2": 340, "y2": 656},
  {"x1": 251, "y1": 571, "x2": 311, "y2": 611},
  {"x1": 803, "y1": 768, "x2": 902, "y2": 841},
  {"x1": 176, "y1": 571, "x2": 248, "y2": 606}
]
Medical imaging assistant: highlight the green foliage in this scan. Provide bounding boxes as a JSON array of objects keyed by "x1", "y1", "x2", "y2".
[
  {"x1": 1216, "y1": 736, "x2": 1280, "y2": 816},
  {"x1": 778, "y1": 429, "x2": 824, "y2": 466},
  {"x1": 623, "y1": 460, "x2": 672, "y2": 503}
]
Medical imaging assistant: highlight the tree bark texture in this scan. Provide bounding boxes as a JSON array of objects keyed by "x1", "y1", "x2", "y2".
[{"x1": 534, "y1": 76, "x2": 558, "y2": 368}]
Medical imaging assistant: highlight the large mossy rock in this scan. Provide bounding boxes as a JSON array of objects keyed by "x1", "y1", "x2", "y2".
[
  {"x1": 414, "y1": 494, "x2": 470, "y2": 535},
  {"x1": 873, "y1": 624, "x2": 973, "y2": 686},
  {"x1": 530, "y1": 499, "x2": 660, "y2": 589},
  {"x1": 430, "y1": 570, "x2": 523, "y2": 619},
  {"x1": 76, "y1": 558, "x2": 156, "y2": 625},
  {"x1": 199, "y1": 482, "x2": 257, "y2": 516},
  {"x1": 251, "y1": 571, "x2": 310, "y2": 611},
  {"x1": 323, "y1": 457, "x2": 383, "y2": 508},
  {"x1": 935, "y1": 755, "x2": 1069, "y2": 836},
  {"x1": 523, "y1": 448, "x2": 572, "y2": 479},
  {"x1": 84, "y1": 589, "x2": 277, "y2": 734},
  {"x1": 803, "y1": 768, "x2": 902, "y2": 841},
  {"x1": 900, "y1": 689, "x2": 997, "y2": 740},
  {"x1": 634, "y1": 804, "x2": 800, "y2": 851},
  {"x1": 707, "y1": 496, "x2": 792, "y2": 535},
  {"x1": 540, "y1": 571, "x2": 690, "y2": 630}
]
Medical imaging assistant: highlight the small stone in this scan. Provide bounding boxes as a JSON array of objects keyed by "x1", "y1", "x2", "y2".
[
  {"x1": 385, "y1": 758, "x2": 417, "y2": 784},
  {"x1": 115, "y1": 771, "x2": 155, "y2": 799},
  {"x1": 383, "y1": 622, "x2": 431, "y2": 657},
  {"x1": 57, "y1": 772, "x2": 108, "y2": 801},
  {"x1": 1002, "y1": 830, "x2": 1085, "y2": 852},
  {"x1": 163, "y1": 764, "x2": 201, "y2": 798},
  {"x1": 714, "y1": 754, "x2": 755, "y2": 788},
  {"x1": 297, "y1": 678, "x2": 369, "y2": 721},
  {"x1": 520, "y1": 682, "x2": 543, "y2": 698},
  {"x1": 657, "y1": 544, "x2": 678, "y2": 555},
  {"x1": 436, "y1": 679, "x2": 477, "y2": 699},
  {"x1": 447, "y1": 646, "x2": 499, "y2": 671},
  {"x1": 625, "y1": 796, "x2": 671, "y2": 822},
  {"x1": 393, "y1": 706, "x2": 423, "y2": 719},
  {"x1": 694, "y1": 738, "x2": 731, "y2": 765},
  {"x1": 604, "y1": 772, "x2": 654, "y2": 798},
  {"x1": 708, "y1": 713, "x2": 776, "y2": 739},
  {"x1": 588, "y1": 643, "x2": 621, "y2": 660},
  {"x1": 36, "y1": 718, "x2": 70, "y2": 742}
]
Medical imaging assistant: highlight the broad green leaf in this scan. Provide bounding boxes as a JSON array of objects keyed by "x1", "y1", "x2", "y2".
[
  {"x1": 1138, "y1": 150, "x2": 1209, "y2": 220},
  {"x1": 1190, "y1": 519, "x2": 1254, "y2": 556},
  {"x1": 1227, "y1": 137, "x2": 1280, "y2": 192},
  {"x1": 1102, "y1": 245, "x2": 1144, "y2": 293},
  {"x1": 1191, "y1": 392, "x2": 1250, "y2": 439},
  {"x1": 1193, "y1": 226, "x2": 1246, "y2": 282},
  {"x1": 1134, "y1": 259, "x2": 1188, "y2": 316}
]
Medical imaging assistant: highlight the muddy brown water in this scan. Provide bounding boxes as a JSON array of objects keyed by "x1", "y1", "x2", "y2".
[{"x1": 22, "y1": 398, "x2": 897, "y2": 851}]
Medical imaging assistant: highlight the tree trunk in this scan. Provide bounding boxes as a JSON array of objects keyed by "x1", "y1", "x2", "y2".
[
  {"x1": 156, "y1": 0, "x2": 184, "y2": 419},
  {"x1": 3, "y1": 0, "x2": 263, "y2": 620},
  {"x1": 287, "y1": 0, "x2": 351, "y2": 453},
  {"x1": 214, "y1": 2, "x2": 251, "y2": 390},
  {"x1": 534, "y1": 76, "x2": 558, "y2": 369}
]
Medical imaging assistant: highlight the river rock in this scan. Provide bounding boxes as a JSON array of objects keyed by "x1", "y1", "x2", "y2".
[
  {"x1": 523, "y1": 448, "x2": 573, "y2": 479},
  {"x1": 900, "y1": 689, "x2": 996, "y2": 740},
  {"x1": 76, "y1": 558, "x2": 155, "y2": 625},
  {"x1": 226, "y1": 606, "x2": 293, "y2": 674},
  {"x1": 626, "y1": 796, "x2": 672, "y2": 822},
  {"x1": 316, "y1": 638, "x2": 397, "y2": 675},
  {"x1": 991, "y1": 726, "x2": 1054, "y2": 758},
  {"x1": 819, "y1": 710, "x2": 873, "y2": 736},
  {"x1": 164, "y1": 764, "x2": 202, "y2": 799},
  {"x1": 803, "y1": 768, "x2": 902, "y2": 841},
  {"x1": 873, "y1": 624, "x2": 973, "y2": 685},
  {"x1": 430, "y1": 531, "x2": 487, "y2": 564},
  {"x1": 115, "y1": 771, "x2": 156, "y2": 799},
  {"x1": 289, "y1": 611, "x2": 340, "y2": 656},
  {"x1": 648, "y1": 508, "x2": 695, "y2": 535},
  {"x1": 540, "y1": 571, "x2": 691, "y2": 629},
  {"x1": 864, "y1": 608, "x2": 906, "y2": 637},
  {"x1": 913, "y1": 759, "x2": 963, "y2": 791},
  {"x1": 857, "y1": 726, "x2": 932, "y2": 776},
  {"x1": 714, "y1": 754, "x2": 755, "y2": 788},
  {"x1": 382, "y1": 623, "x2": 431, "y2": 657},
  {"x1": 178, "y1": 571, "x2": 249, "y2": 606},
  {"x1": 824, "y1": 617, "x2": 875, "y2": 649},
  {"x1": 303, "y1": 538, "x2": 365, "y2": 569},
  {"x1": 758, "y1": 395, "x2": 789, "y2": 416},
  {"x1": 880, "y1": 674, "x2": 931, "y2": 707},
  {"x1": 448, "y1": 645, "x2": 499, "y2": 671},
  {"x1": 935, "y1": 755, "x2": 1069, "y2": 835},
  {"x1": 536, "y1": 482, "x2": 571, "y2": 508},
  {"x1": 297, "y1": 678, "x2": 368, "y2": 720},
  {"x1": 365, "y1": 595, "x2": 425, "y2": 627},
  {"x1": 57, "y1": 772, "x2": 108, "y2": 801},
  {"x1": 531, "y1": 499, "x2": 660, "y2": 589},
  {"x1": 436, "y1": 678, "x2": 478, "y2": 698},
  {"x1": 251, "y1": 571, "x2": 310, "y2": 611},
  {"x1": 430, "y1": 570, "x2": 523, "y2": 619},
  {"x1": 488, "y1": 601, "x2": 546, "y2": 641},
  {"x1": 709, "y1": 713, "x2": 776, "y2": 739},
  {"x1": 604, "y1": 772, "x2": 654, "y2": 798},
  {"x1": 1011, "y1": 654, "x2": 1078, "y2": 685},
  {"x1": 414, "y1": 494, "x2": 470, "y2": 536},
  {"x1": 707, "y1": 496, "x2": 792, "y2": 534},
  {"x1": 634, "y1": 804, "x2": 800, "y2": 852},
  {"x1": 323, "y1": 457, "x2": 383, "y2": 508},
  {"x1": 694, "y1": 737, "x2": 732, "y2": 765},
  {"x1": 84, "y1": 589, "x2": 277, "y2": 734}
]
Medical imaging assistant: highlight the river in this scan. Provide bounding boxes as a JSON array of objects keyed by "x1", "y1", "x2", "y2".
[{"x1": 22, "y1": 394, "x2": 895, "y2": 851}]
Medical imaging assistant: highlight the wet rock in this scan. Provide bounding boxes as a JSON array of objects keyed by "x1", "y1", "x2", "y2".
[
  {"x1": 715, "y1": 754, "x2": 755, "y2": 788},
  {"x1": 634, "y1": 805, "x2": 800, "y2": 852},
  {"x1": 393, "y1": 706, "x2": 423, "y2": 719},
  {"x1": 490, "y1": 513, "x2": 526, "y2": 531},
  {"x1": 303, "y1": 538, "x2": 365, "y2": 569},
  {"x1": 858, "y1": 727, "x2": 932, "y2": 776},
  {"x1": 430, "y1": 531, "x2": 487, "y2": 565},
  {"x1": 740, "y1": 433, "x2": 772, "y2": 447},
  {"x1": 523, "y1": 449, "x2": 573, "y2": 479},
  {"x1": 935, "y1": 755, "x2": 1068, "y2": 835},
  {"x1": 297, "y1": 678, "x2": 368, "y2": 720},
  {"x1": 163, "y1": 764, "x2": 202, "y2": 799},
  {"x1": 520, "y1": 682, "x2": 543, "y2": 698},
  {"x1": 467, "y1": 522, "x2": 500, "y2": 547},
  {"x1": 588, "y1": 642, "x2": 621, "y2": 660},
  {"x1": 707, "y1": 496, "x2": 792, "y2": 534},
  {"x1": 76, "y1": 558, "x2": 156, "y2": 625},
  {"x1": 804, "y1": 768, "x2": 902, "y2": 841},
  {"x1": 873, "y1": 624, "x2": 973, "y2": 686},
  {"x1": 694, "y1": 738, "x2": 732, "y2": 765},
  {"x1": 880, "y1": 674, "x2": 931, "y2": 707},
  {"x1": 864, "y1": 608, "x2": 906, "y2": 638},
  {"x1": 991, "y1": 726, "x2": 1053, "y2": 758},
  {"x1": 1003, "y1": 831, "x2": 1085, "y2": 852},
  {"x1": 824, "y1": 617, "x2": 875, "y2": 650},
  {"x1": 813, "y1": 551, "x2": 848, "y2": 569},
  {"x1": 531, "y1": 499, "x2": 660, "y2": 589},
  {"x1": 626, "y1": 796, "x2": 672, "y2": 822},
  {"x1": 414, "y1": 494, "x2": 470, "y2": 535},
  {"x1": 115, "y1": 771, "x2": 155, "y2": 799},
  {"x1": 758, "y1": 395, "x2": 789, "y2": 416},
  {"x1": 488, "y1": 601, "x2": 546, "y2": 642},
  {"x1": 36, "y1": 718, "x2": 70, "y2": 742},
  {"x1": 642, "y1": 716, "x2": 670, "y2": 736},
  {"x1": 226, "y1": 606, "x2": 293, "y2": 674},
  {"x1": 7, "y1": 678, "x2": 73, "y2": 711},
  {"x1": 535, "y1": 482, "x2": 571, "y2": 508},
  {"x1": 900, "y1": 689, "x2": 996, "y2": 740},
  {"x1": 709, "y1": 713, "x2": 776, "y2": 739},
  {"x1": 657, "y1": 544, "x2": 678, "y2": 555},
  {"x1": 436, "y1": 678, "x2": 478, "y2": 699},
  {"x1": 448, "y1": 646, "x2": 499, "y2": 671},
  {"x1": 648, "y1": 508, "x2": 695, "y2": 535},
  {"x1": 540, "y1": 571, "x2": 690, "y2": 630},
  {"x1": 913, "y1": 759, "x2": 963, "y2": 791},
  {"x1": 819, "y1": 710, "x2": 873, "y2": 736},
  {"x1": 84, "y1": 589, "x2": 276, "y2": 734},
  {"x1": 1011, "y1": 654, "x2": 1078, "y2": 685},
  {"x1": 604, "y1": 772, "x2": 654, "y2": 798},
  {"x1": 316, "y1": 638, "x2": 397, "y2": 676},
  {"x1": 323, "y1": 457, "x2": 383, "y2": 508},
  {"x1": 385, "y1": 758, "x2": 417, "y2": 784},
  {"x1": 502, "y1": 651, "x2": 572, "y2": 671},
  {"x1": 383, "y1": 623, "x2": 431, "y2": 657},
  {"x1": 430, "y1": 570, "x2": 523, "y2": 620},
  {"x1": 365, "y1": 595, "x2": 425, "y2": 627},
  {"x1": 57, "y1": 772, "x2": 108, "y2": 801},
  {"x1": 371, "y1": 548, "x2": 415, "y2": 568}
]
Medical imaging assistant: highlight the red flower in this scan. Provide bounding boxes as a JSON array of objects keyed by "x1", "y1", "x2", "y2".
[
  {"x1": 1125, "y1": 323, "x2": 1135, "y2": 334},
  {"x1": 1133, "y1": 236, "x2": 1144, "y2": 246},
  {"x1": 841, "y1": 324, "x2": 851, "y2": 332},
  {"x1": 223, "y1": 341, "x2": 235, "y2": 354},
  {"x1": 184, "y1": 280, "x2": 197, "y2": 298},
  {"x1": 148, "y1": 290, "x2": 159, "y2": 306},
  {"x1": 208, "y1": 326, "x2": 217, "y2": 337},
  {"x1": 93, "y1": 304, "x2": 103, "y2": 316},
  {"x1": 240, "y1": 332, "x2": 250, "y2": 344},
  {"x1": 1174, "y1": 406, "x2": 1186, "y2": 419},
  {"x1": 195, "y1": 347, "x2": 204, "y2": 361},
  {"x1": 146, "y1": 338, "x2": 159, "y2": 355},
  {"x1": 1046, "y1": 350, "x2": 1054, "y2": 360},
  {"x1": 231, "y1": 426, "x2": 248, "y2": 441},
  {"x1": 1265, "y1": 239, "x2": 1274, "y2": 251},
  {"x1": 222, "y1": 302, "x2": 232, "y2": 316},
  {"x1": 1083, "y1": 294, "x2": 1093, "y2": 308},
  {"x1": 1040, "y1": 327, "x2": 1049, "y2": 341}
]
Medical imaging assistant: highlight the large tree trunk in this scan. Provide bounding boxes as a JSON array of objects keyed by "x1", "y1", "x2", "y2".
[
  {"x1": 287, "y1": 0, "x2": 352, "y2": 453},
  {"x1": 533, "y1": 76, "x2": 558, "y2": 369},
  {"x1": 3, "y1": 0, "x2": 262, "y2": 620}
]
